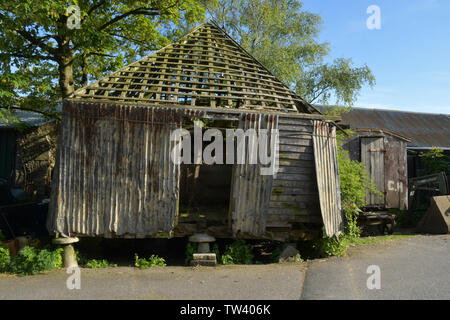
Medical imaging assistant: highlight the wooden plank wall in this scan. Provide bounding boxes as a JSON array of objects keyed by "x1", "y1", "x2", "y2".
[{"x1": 267, "y1": 116, "x2": 322, "y2": 228}]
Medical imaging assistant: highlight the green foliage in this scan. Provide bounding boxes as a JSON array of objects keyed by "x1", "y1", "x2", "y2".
[
  {"x1": 6, "y1": 246, "x2": 63, "y2": 276},
  {"x1": 314, "y1": 232, "x2": 349, "y2": 258},
  {"x1": 134, "y1": 254, "x2": 166, "y2": 269},
  {"x1": 184, "y1": 242, "x2": 197, "y2": 265},
  {"x1": 344, "y1": 205, "x2": 362, "y2": 241},
  {"x1": 220, "y1": 239, "x2": 254, "y2": 265},
  {"x1": 0, "y1": 247, "x2": 10, "y2": 273},
  {"x1": 296, "y1": 57, "x2": 375, "y2": 106},
  {"x1": 85, "y1": 259, "x2": 117, "y2": 268},
  {"x1": 0, "y1": 0, "x2": 214, "y2": 121},
  {"x1": 419, "y1": 147, "x2": 450, "y2": 176},
  {"x1": 270, "y1": 247, "x2": 282, "y2": 263},
  {"x1": 337, "y1": 131, "x2": 379, "y2": 208},
  {"x1": 212, "y1": 243, "x2": 220, "y2": 262},
  {"x1": 75, "y1": 249, "x2": 88, "y2": 266},
  {"x1": 206, "y1": 0, "x2": 375, "y2": 106}
]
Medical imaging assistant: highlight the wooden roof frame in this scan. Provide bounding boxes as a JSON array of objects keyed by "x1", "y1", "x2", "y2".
[{"x1": 70, "y1": 21, "x2": 321, "y2": 116}]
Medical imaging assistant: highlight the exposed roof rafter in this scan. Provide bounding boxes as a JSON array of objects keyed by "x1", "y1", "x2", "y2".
[{"x1": 71, "y1": 22, "x2": 318, "y2": 115}]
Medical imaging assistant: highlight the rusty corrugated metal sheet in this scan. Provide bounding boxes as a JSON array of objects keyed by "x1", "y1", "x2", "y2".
[
  {"x1": 340, "y1": 108, "x2": 450, "y2": 149},
  {"x1": 47, "y1": 100, "x2": 182, "y2": 238},
  {"x1": 230, "y1": 113, "x2": 278, "y2": 236},
  {"x1": 312, "y1": 121, "x2": 344, "y2": 237}
]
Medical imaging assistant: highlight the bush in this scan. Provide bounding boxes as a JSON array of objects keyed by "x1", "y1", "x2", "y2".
[
  {"x1": 315, "y1": 235, "x2": 349, "y2": 257},
  {"x1": 7, "y1": 246, "x2": 63, "y2": 276},
  {"x1": 85, "y1": 259, "x2": 117, "y2": 268},
  {"x1": 134, "y1": 254, "x2": 166, "y2": 269},
  {"x1": 221, "y1": 239, "x2": 254, "y2": 265},
  {"x1": 0, "y1": 247, "x2": 10, "y2": 272},
  {"x1": 419, "y1": 147, "x2": 450, "y2": 176}
]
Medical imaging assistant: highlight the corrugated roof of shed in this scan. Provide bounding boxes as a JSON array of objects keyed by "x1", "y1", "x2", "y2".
[
  {"x1": 71, "y1": 21, "x2": 318, "y2": 115},
  {"x1": 0, "y1": 109, "x2": 52, "y2": 129},
  {"x1": 339, "y1": 107, "x2": 450, "y2": 149}
]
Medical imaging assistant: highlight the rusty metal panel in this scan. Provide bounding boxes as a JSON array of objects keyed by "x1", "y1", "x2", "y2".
[
  {"x1": 361, "y1": 137, "x2": 385, "y2": 206},
  {"x1": 312, "y1": 121, "x2": 344, "y2": 237},
  {"x1": 47, "y1": 100, "x2": 182, "y2": 238},
  {"x1": 230, "y1": 113, "x2": 277, "y2": 236}
]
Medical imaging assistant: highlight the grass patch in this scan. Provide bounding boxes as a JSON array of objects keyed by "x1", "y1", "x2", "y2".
[
  {"x1": 350, "y1": 234, "x2": 417, "y2": 246},
  {"x1": 85, "y1": 259, "x2": 117, "y2": 268}
]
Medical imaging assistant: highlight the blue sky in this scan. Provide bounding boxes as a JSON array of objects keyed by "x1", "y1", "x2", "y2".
[{"x1": 301, "y1": 0, "x2": 450, "y2": 114}]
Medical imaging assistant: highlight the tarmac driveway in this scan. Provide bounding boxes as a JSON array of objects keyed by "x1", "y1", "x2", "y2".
[
  {"x1": 301, "y1": 234, "x2": 450, "y2": 300},
  {"x1": 0, "y1": 263, "x2": 306, "y2": 300},
  {"x1": 1, "y1": 234, "x2": 449, "y2": 300}
]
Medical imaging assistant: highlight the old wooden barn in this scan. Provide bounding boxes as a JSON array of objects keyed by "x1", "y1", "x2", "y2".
[{"x1": 47, "y1": 22, "x2": 344, "y2": 242}]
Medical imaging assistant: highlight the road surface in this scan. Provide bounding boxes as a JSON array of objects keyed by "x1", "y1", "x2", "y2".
[{"x1": 0, "y1": 234, "x2": 448, "y2": 299}]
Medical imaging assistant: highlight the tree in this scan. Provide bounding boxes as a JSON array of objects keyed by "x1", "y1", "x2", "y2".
[
  {"x1": 0, "y1": 0, "x2": 214, "y2": 120},
  {"x1": 206, "y1": 0, "x2": 375, "y2": 107}
]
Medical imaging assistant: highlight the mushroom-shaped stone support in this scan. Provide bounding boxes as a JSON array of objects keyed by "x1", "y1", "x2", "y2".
[
  {"x1": 188, "y1": 233, "x2": 216, "y2": 253},
  {"x1": 52, "y1": 237, "x2": 79, "y2": 268}
]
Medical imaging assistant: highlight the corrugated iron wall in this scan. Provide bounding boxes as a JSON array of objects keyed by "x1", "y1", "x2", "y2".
[
  {"x1": 312, "y1": 121, "x2": 344, "y2": 237},
  {"x1": 230, "y1": 113, "x2": 278, "y2": 236},
  {"x1": 267, "y1": 116, "x2": 322, "y2": 227},
  {"x1": 47, "y1": 101, "x2": 182, "y2": 237}
]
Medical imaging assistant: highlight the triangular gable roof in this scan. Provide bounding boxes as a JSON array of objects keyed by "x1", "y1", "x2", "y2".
[{"x1": 71, "y1": 21, "x2": 318, "y2": 114}]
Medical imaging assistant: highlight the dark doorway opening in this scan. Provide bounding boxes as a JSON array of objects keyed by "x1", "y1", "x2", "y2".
[{"x1": 178, "y1": 117, "x2": 238, "y2": 231}]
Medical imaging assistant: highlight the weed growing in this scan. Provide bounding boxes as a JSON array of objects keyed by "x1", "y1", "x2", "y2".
[{"x1": 134, "y1": 254, "x2": 166, "y2": 269}]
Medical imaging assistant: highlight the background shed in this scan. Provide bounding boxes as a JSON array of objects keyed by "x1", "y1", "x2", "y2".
[
  {"x1": 0, "y1": 110, "x2": 57, "y2": 199},
  {"x1": 343, "y1": 128, "x2": 411, "y2": 210}
]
